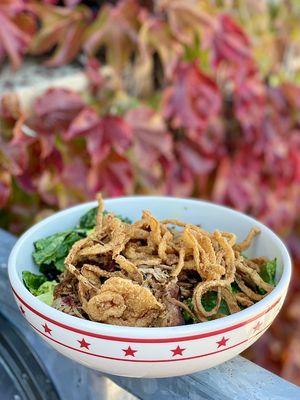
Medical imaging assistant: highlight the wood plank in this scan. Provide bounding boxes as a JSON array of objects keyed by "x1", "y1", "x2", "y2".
[{"x1": 109, "y1": 356, "x2": 300, "y2": 400}]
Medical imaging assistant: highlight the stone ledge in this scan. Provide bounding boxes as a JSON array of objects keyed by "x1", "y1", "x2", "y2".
[{"x1": 0, "y1": 58, "x2": 88, "y2": 112}]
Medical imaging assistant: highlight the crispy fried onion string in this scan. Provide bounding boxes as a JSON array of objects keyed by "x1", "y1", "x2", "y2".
[{"x1": 58, "y1": 195, "x2": 275, "y2": 326}]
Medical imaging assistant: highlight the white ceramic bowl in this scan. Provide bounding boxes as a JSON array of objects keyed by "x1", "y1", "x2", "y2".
[{"x1": 8, "y1": 197, "x2": 291, "y2": 378}]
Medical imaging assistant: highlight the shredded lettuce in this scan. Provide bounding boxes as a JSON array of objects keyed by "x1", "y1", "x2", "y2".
[
  {"x1": 260, "y1": 259, "x2": 277, "y2": 285},
  {"x1": 36, "y1": 281, "x2": 57, "y2": 306},
  {"x1": 182, "y1": 298, "x2": 196, "y2": 323},
  {"x1": 22, "y1": 271, "x2": 57, "y2": 305},
  {"x1": 32, "y1": 229, "x2": 88, "y2": 276},
  {"x1": 231, "y1": 281, "x2": 240, "y2": 293},
  {"x1": 182, "y1": 292, "x2": 230, "y2": 323},
  {"x1": 258, "y1": 259, "x2": 277, "y2": 294},
  {"x1": 113, "y1": 213, "x2": 132, "y2": 224},
  {"x1": 78, "y1": 207, "x2": 132, "y2": 229},
  {"x1": 202, "y1": 291, "x2": 230, "y2": 316},
  {"x1": 22, "y1": 271, "x2": 47, "y2": 296},
  {"x1": 78, "y1": 207, "x2": 98, "y2": 229}
]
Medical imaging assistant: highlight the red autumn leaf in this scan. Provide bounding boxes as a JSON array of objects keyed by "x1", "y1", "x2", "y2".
[
  {"x1": 280, "y1": 83, "x2": 300, "y2": 110},
  {"x1": 36, "y1": 152, "x2": 89, "y2": 208},
  {"x1": 41, "y1": 0, "x2": 59, "y2": 4},
  {"x1": 162, "y1": 158, "x2": 194, "y2": 197},
  {"x1": 259, "y1": 193, "x2": 299, "y2": 236},
  {"x1": 163, "y1": 62, "x2": 221, "y2": 138},
  {"x1": 0, "y1": 136, "x2": 27, "y2": 176},
  {"x1": 0, "y1": 0, "x2": 28, "y2": 15},
  {"x1": 83, "y1": 0, "x2": 140, "y2": 71},
  {"x1": 264, "y1": 130, "x2": 300, "y2": 186},
  {"x1": 0, "y1": 171, "x2": 11, "y2": 208},
  {"x1": 29, "y1": 3, "x2": 91, "y2": 67},
  {"x1": 16, "y1": 144, "x2": 63, "y2": 195},
  {"x1": 85, "y1": 58, "x2": 104, "y2": 95},
  {"x1": 0, "y1": 3, "x2": 34, "y2": 70},
  {"x1": 64, "y1": 106, "x2": 101, "y2": 140},
  {"x1": 197, "y1": 117, "x2": 226, "y2": 157},
  {"x1": 45, "y1": 18, "x2": 87, "y2": 67},
  {"x1": 87, "y1": 115, "x2": 133, "y2": 165},
  {"x1": 125, "y1": 106, "x2": 173, "y2": 168},
  {"x1": 211, "y1": 138, "x2": 300, "y2": 235},
  {"x1": 66, "y1": 109, "x2": 132, "y2": 165},
  {"x1": 0, "y1": 92, "x2": 22, "y2": 121},
  {"x1": 176, "y1": 139, "x2": 216, "y2": 175},
  {"x1": 288, "y1": 133, "x2": 300, "y2": 183},
  {"x1": 207, "y1": 14, "x2": 254, "y2": 72},
  {"x1": 134, "y1": 164, "x2": 169, "y2": 194},
  {"x1": 156, "y1": 0, "x2": 212, "y2": 45},
  {"x1": 36, "y1": 170, "x2": 60, "y2": 206},
  {"x1": 16, "y1": 88, "x2": 86, "y2": 159},
  {"x1": 63, "y1": 0, "x2": 82, "y2": 8},
  {"x1": 32, "y1": 88, "x2": 85, "y2": 131},
  {"x1": 233, "y1": 74, "x2": 266, "y2": 142},
  {"x1": 64, "y1": 107, "x2": 111, "y2": 165},
  {"x1": 14, "y1": 11, "x2": 37, "y2": 36},
  {"x1": 88, "y1": 153, "x2": 133, "y2": 197},
  {"x1": 61, "y1": 157, "x2": 90, "y2": 199},
  {"x1": 266, "y1": 86, "x2": 292, "y2": 137},
  {"x1": 212, "y1": 153, "x2": 263, "y2": 213},
  {"x1": 133, "y1": 14, "x2": 182, "y2": 94},
  {"x1": 41, "y1": 0, "x2": 84, "y2": 7}
]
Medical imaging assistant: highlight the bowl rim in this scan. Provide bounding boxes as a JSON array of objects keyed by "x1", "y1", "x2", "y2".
[{"x1": 8, "y1": 196, "x2": 292, "y2": 339}]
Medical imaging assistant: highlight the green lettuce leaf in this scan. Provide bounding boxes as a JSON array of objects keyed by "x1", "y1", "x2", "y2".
[
  {"x1": 22, "y1": 271, "x2": 47, "y2": 296},
  {"x1": 36, "y1": 281, "x2": 57, "y2": 306},
  {"x1": 33, "y1": 229, "x2": 87, "y2": 273},
  {"x1": 182, "y1": 298, "x2": 196, "y2": 323},
  {"x1": 260, "y1": 259, "x2": 277, "y2": 285},
  {"x1": 183, "y1": 292, "x2": 231, "y2": 323},
  {"x1": 32, "y1": 208, "x2": 131, "y2": 277},
  {"x1": 78, "y1": 207, "x2": 98, "y2": 229},
  {"x1": 78, "y1": 207, "x2": 132, "y2": 229},
  {"x1": 202, "y1": 291, "x2": 230, "y2": 316},
  {"x1": 231, "y1": 281, "x2": 240, "y2": 293},
  {"x1": 257, "y1": 259, "x2": 277, "y2": 294},
  {"x1": 113, "y1": 213, "x2": 132, "y2": 224}
]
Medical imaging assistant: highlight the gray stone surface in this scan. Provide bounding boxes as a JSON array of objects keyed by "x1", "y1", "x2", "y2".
[
  {"x1": 0, "y1": 59, "x2": 87, "y2": 113},
  {"x1": 0, "y1": 228, "x2": 299, "y2": 400},
  {"x1": 0, "y1": 59, "x2": 81, "y2": 94}
]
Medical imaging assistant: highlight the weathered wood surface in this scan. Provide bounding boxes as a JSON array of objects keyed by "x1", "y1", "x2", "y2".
[{"x1": 0, "y1": 229, "x2": 299, "y2": 400}]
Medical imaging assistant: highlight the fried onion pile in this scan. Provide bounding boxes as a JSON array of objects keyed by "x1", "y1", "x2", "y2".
[{"x1": 53, "y1": 196, "x2": 275, "y2": 327}]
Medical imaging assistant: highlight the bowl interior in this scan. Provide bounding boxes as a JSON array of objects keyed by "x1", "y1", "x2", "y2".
[{"x1": 13, "y1": 197, "x2": 286, "y2": 285}]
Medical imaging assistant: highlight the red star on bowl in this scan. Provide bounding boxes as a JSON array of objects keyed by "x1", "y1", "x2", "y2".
[
  {"x1": 42, "y1": 323, "x2": 52, "y2": 335},
  {"x1": 78, "y1": 338, "x2": 91, "y2": 350},
  {"x1": 253, "y1": 320, "x2": 263, "y2": 332},
  {"x1": 19, "y1": 305, "x2": 25, "y2": 315},
  {"x1": 171, "y1": 345, "x2": 186, "y2": 357},
  {"x1": 216, "y1": 336, "x2": 229, "y2": 348},
  {"x1": 122, "y1": 346, "x2": 137, "y2": 357}
]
